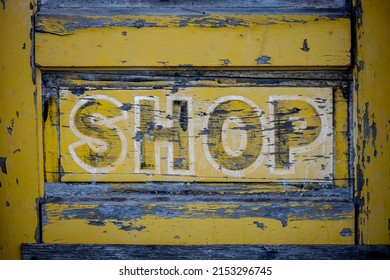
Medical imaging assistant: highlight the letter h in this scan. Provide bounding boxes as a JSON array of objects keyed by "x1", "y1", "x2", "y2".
[{"x1": 134, "y1": 96, "x2": 195, "y2": 175}]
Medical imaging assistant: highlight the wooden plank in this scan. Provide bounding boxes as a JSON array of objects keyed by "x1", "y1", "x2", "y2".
[
  {"x1": 41, "y1": 184, "x2": 353, "y2": 245},
  {"x1": 40, "y1": 0, "x2": 347, "y2": 10},
  {"x1": 0, "y1": 0, "x2": 41, "y2": 260},
  {"x1": 354, "y1": 0, "x2": 390, "y2": 244},
  {"x1": 42, "y1": 203, "x2": 353, "y2": 245},
  {"x1": 42, "y1": 70, "x2": 353, "y2": 82},
  {"x1": 39, "y1": 0, "x2": 348, "y2": 15},
  {"x1": 55, "y1": 86, "x2": 334, "y2": 182},
  {"x1": 44, "y1": 182, "x2": 351, "y2": 198},
  {"x1": 35, "y1": 15, "x2": 351, "y2": 68},
  {"x1": 21, "y1": 244, "x2": 390, "y2": 260}
]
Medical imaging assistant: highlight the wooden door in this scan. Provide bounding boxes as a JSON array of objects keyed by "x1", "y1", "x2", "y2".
[{"x1": 37, "y1": 0, "x2": 353, "y2": 246}]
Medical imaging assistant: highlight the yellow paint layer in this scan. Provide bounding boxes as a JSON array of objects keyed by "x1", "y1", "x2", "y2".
[
  {"x1": 0, "y1": 1, "x2": 41, "y2": 259},
  {"x1": 35, "y1": 15, "x2": 351, "y2": 67},
  {"x1": 42, "y1": 204, "x2": 354, "y2": 245},
  {"x1": 355, "y1": 0, "x2": 390, "y2": 244}
]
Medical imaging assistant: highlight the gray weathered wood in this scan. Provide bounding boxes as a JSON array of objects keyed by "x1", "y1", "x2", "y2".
[
  {"x1": 40, "y1": 0, "x2": 348, "y2": 9},
  {"x1": 21, "y1": 244, "x2": 390, "y2": 260},
  {"x1": 42, "y1": 71, "x2": 351, "y2": 90},
  {"x1": 42, "y1": 70, "x2": 352, "y2": 82},
  {"x1": 45, "y1": 182, "x2": 351, "y2": 200},
  {"x1": 39, "y1": 0, "x2": 349, "y2": 15},
  {"x1": 42, "y1": 183, "x2": 353, "y2": 229}
]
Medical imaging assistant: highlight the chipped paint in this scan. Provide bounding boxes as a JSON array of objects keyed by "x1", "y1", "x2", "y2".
[
  {"x1": 0, "y1": 157, "x2": 7, "y2": 174},
  {"x1": 253, "y1": 221, "x2": 266, "y2": 230},
  {"x1": 219, "y1": 59, "x2": 231, "y2": 66},
  {"x1": 301, "y1": 39, "x2": 310, "y2": 52},
  {"x1": 358, "y1": 60, "x2": 365, "y2": 72},
  {"x1": 354, "y1": 0, "x2": 390, "y2": 244},
  {"x1": 42, "y1": 193, "x2": 354, "y2": 245},
  {"x1": 40, "y1": 179, "x2": 354, "y2": 245},
  {"x1": 45, "y1": 200, "x2": 352, "y2": 222},
  {"x1": 0, "y1": 0, "x2": 41, "y2": 259},
  {"x1": 340, "y1": 228, "x2": 353, "y2": 237},
  {"x1": 42, "y1": 214, "x2": 354, "y2": 245},
  {"x1": 35, "y1": 14, "x2": 347, "y2": 34},
  {"x1": 255, "y1": 56, "x2": 271, "y2": 65}
]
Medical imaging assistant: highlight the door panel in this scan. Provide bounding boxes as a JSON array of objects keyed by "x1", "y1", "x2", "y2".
[
  {"x1": 38, "y1": 0, "x2": 353, "y2": 245},
  {"x1": 55, "y1": 86, "x2": 333, "y2": 182}
]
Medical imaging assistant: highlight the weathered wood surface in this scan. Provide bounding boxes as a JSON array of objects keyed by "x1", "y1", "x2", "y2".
[
  {"x1": 44, "y1": 182, "x2": 352, "y2": 199},
  {"x1": 39, "y1": 0, "x2": 349, "y2": 15},
  {"x1": 353, "y1": 0, "x2": 390, "y2": 244},
  {"x1": 42, "y1": 70, "x2": 352, "y2": 82},
  {"x1": 0, "y1": 0, "x2": 41, "y2": 260},
  {"x1": 40, "y1": 183, "x2": 354, "y2": 244},
  {"x1": 35, "y1": 13, "x2": 351, "y2": 67},
  {"x1": 21, "y1": 244, "x2": 390, "y2": 260}
]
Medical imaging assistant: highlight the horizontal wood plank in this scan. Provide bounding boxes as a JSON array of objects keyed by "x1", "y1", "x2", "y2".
[
  {"x1": 35, "y1": 15, "x2": 351, "y2": 68},
  {"x1": 44, "y1": 182, "x2": 351, "y2": 199},
  {"x1": 41, "y1": 183, "x2": 354, "y2": 245},
  {"x1": 39, "y1": 0, "x2": 349, "y2": 15},
  {"x1": 42, "y1": 70, "x2": 353, "y2": 82},
  {"x1": 22, "y1": 244, "x2": 390, "y2": 260}
]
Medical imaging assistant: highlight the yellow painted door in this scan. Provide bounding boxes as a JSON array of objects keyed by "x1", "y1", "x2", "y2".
[{"x1": 38, "y1": 0, "x2": 353, "y2": 245}]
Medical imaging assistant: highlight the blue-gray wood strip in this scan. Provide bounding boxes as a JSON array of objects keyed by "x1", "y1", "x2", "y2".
[
  {"x1": 38, "y1": 0, "x2": 350, "y2": 15},
  {"x1": 42, "y1": 183, "x2": 353, "y2": 230}
]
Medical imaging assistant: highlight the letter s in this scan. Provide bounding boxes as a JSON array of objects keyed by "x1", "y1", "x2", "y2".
[{"x1": 69, "y1": 95, "x2": 128, "y2": 173}]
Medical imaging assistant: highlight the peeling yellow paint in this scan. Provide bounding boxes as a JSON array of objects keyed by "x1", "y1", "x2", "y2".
[
  {"x1": 354, "y1": 0, "x2": 390, "y2": 245},
  {"x1": 0, "y1": 0, "x2": 41, "y2": 259},
  {"x1": 42, "y1": 198, "x2": 354, "y2": 245},
  {"x1": 43, "y1": 215, "x2": 354, "y2": 245},
  {"x1": 35, "y1": 15, "x2": 351, "y2": 68}
]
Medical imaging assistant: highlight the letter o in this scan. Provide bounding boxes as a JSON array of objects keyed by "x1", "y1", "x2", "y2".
[{"x1": 203, "y1": 96, "x2": 266, "y2": 176}]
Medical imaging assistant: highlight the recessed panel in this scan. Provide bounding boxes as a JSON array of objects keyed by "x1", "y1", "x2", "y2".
[{"x1": 57, "y1": 87, "x2": 333, "y2": 182}]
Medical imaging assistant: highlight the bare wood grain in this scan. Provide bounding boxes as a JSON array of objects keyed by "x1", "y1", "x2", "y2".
[{"x1": 22, "y1": 244, "x2": 390, "y2": 260}]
